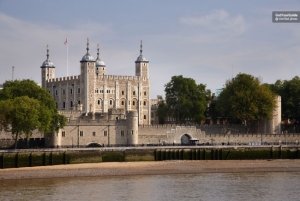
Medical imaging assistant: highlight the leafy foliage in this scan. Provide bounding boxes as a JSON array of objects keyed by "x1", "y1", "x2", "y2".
[
  {"x1": 165, "y1": 75, "x2": 208, "y2": 123},
  {"x1": 157, "y1": 101, "x2": 168, "y2": 124},
  {"x1": 216, "y1": 73, "x2": 275, "y2": 125},
  {"x1": 268, "y1": 76, "x2": 300, "y2": 121},
  {"x1": 0, "y1": 80, "x2": 66, "y2": 148}
]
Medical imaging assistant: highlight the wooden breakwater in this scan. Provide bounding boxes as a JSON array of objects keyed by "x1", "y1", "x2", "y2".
[{"x1": 0, "y1": 146, "x2": 300, "y2": 169}]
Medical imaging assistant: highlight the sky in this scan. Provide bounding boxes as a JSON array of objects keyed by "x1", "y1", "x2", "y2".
[{"x1": 0, "y1": 0, "x2": 300, "y2": 98}]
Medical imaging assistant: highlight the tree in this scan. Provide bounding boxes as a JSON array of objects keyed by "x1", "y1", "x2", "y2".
[
  {"x1": 268, "y1": 76, "x2": 300, "y2": 132},
  {"x1": 157, "y1": 101, "x2": 168, "y2": 124},
  {"x1": 268, "y1": 76, "x2": 300, "y2": 121},
  {"x1": 165, "y1": 75, "x2": 208, "y2": 123},
  {"x1": 217, "y1": 73, "x2": 275, "y2": 125},
  {"x1": 0, "y1": 97, "x2": 42, "y2": 148},
  {"x1": 0, "y1": 80, "x2": 66, "y2": 148}
]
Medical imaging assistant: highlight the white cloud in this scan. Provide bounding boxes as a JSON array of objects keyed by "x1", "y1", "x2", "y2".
[
  {"x1": 179, "y1": 10, "x2": 246, "y2": 35},
  {"x1": 0, "y1": 12, "x2": 113, "y2": 84}
]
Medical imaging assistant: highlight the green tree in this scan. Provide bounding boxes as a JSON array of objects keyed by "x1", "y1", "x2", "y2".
[
  {"x1": 157, "y1": 101, "x2": 168, "y2": 124},
  {"x1": 0, "y1": 80, "x2": 66, "y2": 148},
  {"x1": 268, "y1": 76, "x2": 300, "y2": 121},
  {"x1": 217, "y1": 73, "x2": 275, "y2": 125},
  {"x1": 268, "y1": 76, "x2": 300, "y2": 132},
  {"x1": 165, "y1": 75, "x2": 208, "y2": 123},
  {"x1": 0, "y1": 97, "x2": 42, "y2": 148}
]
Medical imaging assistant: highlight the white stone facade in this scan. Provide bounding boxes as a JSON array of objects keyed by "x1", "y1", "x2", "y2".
[{"x1": 41, "y1": 40, "x2": 151, "y2": 126}]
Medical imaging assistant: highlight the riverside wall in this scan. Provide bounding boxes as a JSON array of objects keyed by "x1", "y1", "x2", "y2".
[
  {"x1": 0, "y1": 146, "x2": 300, "y2": 169},
  {"x1": 138, "y1": 125, "x2": 300, "y2": 145}
]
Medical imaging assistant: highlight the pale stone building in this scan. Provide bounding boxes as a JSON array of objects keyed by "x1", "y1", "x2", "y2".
[
  {"x1": 41, "y1": 39, "x2": 151, "y2": 126},
  {"x1": 40, "y1": 40, "x2": 151, "y2": 147}
]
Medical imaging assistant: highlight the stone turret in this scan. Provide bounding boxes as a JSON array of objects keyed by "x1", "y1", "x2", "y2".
[
  {"x1": 135, "y1": 40, "x2": 149, "y2": 79},
  {"x1": 80, "y1": 38, "x2": 96, "y2": 114},
  {"x1": 127, "y1": 111, "x2": 138, "y2": 145},
  {"x1": 41, "y1": 45, "x2": 55, "y2": 88},
  {"x1": 96, "y1": 44, "x2": 106, "y2": 76}
]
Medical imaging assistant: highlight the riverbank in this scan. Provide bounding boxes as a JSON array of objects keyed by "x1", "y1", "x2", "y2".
[{"x1": 0, "y1": 160, "x2": 300, "y2": 180}]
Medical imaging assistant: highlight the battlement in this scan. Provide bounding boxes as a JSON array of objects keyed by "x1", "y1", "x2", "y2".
[
  {"x1": 47, "y1": 75, "x2": 80, "y2": 83},
  {"x1": 97, "y1": 75, "x2": 140, "y2": 81},
  {"x1": 140, "y1": 124, "x2": 197, "y2": 129}
]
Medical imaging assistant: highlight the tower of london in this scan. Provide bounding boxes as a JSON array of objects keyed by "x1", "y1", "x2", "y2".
[
  {"x1": 41, "y1": 39, "x2": 151, "y2": 126},
  {"x1": 39, "y1": 39, "x2": 151, "y2": 147}
]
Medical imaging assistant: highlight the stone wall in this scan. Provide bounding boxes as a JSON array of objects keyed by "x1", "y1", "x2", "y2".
[{"x1": 138, "y1": 125, "x2": 300, "y2": 145}]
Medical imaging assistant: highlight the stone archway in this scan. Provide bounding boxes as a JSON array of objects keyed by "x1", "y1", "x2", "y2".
[
  {"x1": 87, "y1": 142, "x2": 102, "y2": 147},
  {"x1": 181, "y1": 134, "x2": 192, "y2": 145}
]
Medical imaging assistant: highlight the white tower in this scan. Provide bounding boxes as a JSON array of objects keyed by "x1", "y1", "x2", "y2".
[
  {"x1": 135, "y1": 41, "x2": 151, "y2": 125},
  {"x1": 41, "y1": 45, "x2": 55, "y2": 88},
  {"x1": 95, "y1": 44, "x2": 106, "y2": 76},
  {"x1": 80, "y1": 38, "x2": 96, "y2": 114},
  {"x1": 135, "y1": 40, "x2": 149, "y2": 78}
]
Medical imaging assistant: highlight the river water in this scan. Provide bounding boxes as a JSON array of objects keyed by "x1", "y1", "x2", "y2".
[{"x1": 0, "y1": 172, "x2": 299, "y2": 201}]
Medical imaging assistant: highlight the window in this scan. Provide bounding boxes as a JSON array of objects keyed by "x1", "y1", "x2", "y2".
[
  {"x1": 70, "y1": 88, "x2": 73, "y2": 94},
  {"x1": 121, "y1": 130, "x2": 124, "y2": 137},
  {"x1": 70, "y1": 101, "x2": 73, "y2": 108},
  {"x1": 62, "y1": 89, "x2": 65, "y2": 95},
  {"x1": 98, "y1": 100, "x2": 101, "y2": 105},
  {"x1": 63, "y1": 102, "x2": 66, "y2": 109},
  {"x1": 132, "y1": 101, "x2": 135, "y2": 106},
  {"x1": 62, "y1": 131, "x2": 65, "y2": 137},
  {"x1": 131, "y1": 130, "x2": 134, "y2": 135},
  {"x1": 144, "y1": 115, "x2": 146, "y2": 120},
  {"x1": 121, "y1": 101, "x2": 124, "y2": 106},
  {"x1": 133, "y1": 91, "x2": 136, "y2": 96},
  {"x1": 55, "y1": 90, "x2": 58, "y2": 96},
  {"x1": 110, "y1": 100, "x2": 113, "y2": 105},
  {"x1": 92, "y1": 132, "x2": 96, "y2": 137},
  {"x1": 78, "y1": 88, "x2": 80, "y2": 94},
  {"x1": 144, "y1": 91, "x2": 147, "y2": 96},
  {"x1": 104, "y1": 130, "x2": 107, "y2": 137},
  {"x1": 143, "y1": 101, "x2": 146, "y2": 106},
  {"x1": 78, "y1": 100, "x2": 81, "y2": 105},
  {"x1": 122, "y1": 91, "x2": 124, "y2": 95},
  {"x1": 80, "y1": 131, "x2": 83, "y2": 137}
]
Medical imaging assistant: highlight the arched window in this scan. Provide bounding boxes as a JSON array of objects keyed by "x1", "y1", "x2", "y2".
[{"x1": 132, "y1": 101, "x2": 135, "y2": 106}]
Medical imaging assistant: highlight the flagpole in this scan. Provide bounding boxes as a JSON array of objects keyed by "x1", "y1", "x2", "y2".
[
  {"x1": 65, "y1": 37, "x2": 69, "y2": 76},
  {"x1": 67, "y1": 43, "x2": 69, "y2": 76}
]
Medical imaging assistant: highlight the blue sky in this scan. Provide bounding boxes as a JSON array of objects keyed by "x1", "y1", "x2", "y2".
[{"x1": 0, "y1": 0, "x2": 300, "y2": 98}]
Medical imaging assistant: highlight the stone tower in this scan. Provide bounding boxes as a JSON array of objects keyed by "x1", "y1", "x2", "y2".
[
  {"x1": 95, "y1": 44, "x2": 106, "y2": 76},
  {"x1": 41, "y1": 45, "x2": 55, "y2": 88},
  {"x1": 135, "y1": 40, "x2": 149, "y2": 78},
  {"x1": 80, "y1": 39, "x2": 96, "y2": 114},
  {"x1": 135, "y1": 41, "x2": 151, "y2": 125}
]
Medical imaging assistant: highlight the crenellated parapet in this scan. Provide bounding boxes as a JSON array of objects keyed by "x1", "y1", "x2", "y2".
[
  {"x1": 97, "y1": 75, "x2": 140, "y2": 81},
  {"x1": 47, "y1": 75, "x2": 80, "y2": 83}
]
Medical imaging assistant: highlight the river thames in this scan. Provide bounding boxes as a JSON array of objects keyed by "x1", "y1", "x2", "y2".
[{"x1": 0, "y1": 171, "x2": 299, "y2": 201}]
